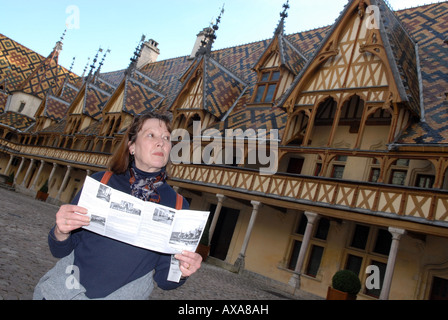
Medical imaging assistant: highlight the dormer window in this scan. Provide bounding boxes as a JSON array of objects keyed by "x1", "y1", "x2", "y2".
[{"x1": 253, "y1": 70, "x2": 280, "y2": 103}]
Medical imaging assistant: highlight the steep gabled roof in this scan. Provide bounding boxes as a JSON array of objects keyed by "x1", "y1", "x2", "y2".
[
  {"x1": 372, "y1": 0, "x2": 422, "y2": 117},
  {"x1": 0, "y1": 111, "x2": 34, "y2": 132},
  {"x1": 253, "y1": 17, "x2": 308, "y2": 76},
  {"x1": 276, "y1": 0, "x2": 423, "y2": 118},
  {"x1": 203, "y1": 55, "x2": 247, "y2": 119},
  {"x1": 391, "y1": 2, "x2": 448, "y2": 145},
  {"x1": 0, "y1": 33, "x2": 79, "y2": 99},
  {"x1": 123, "y1": 69, "x2": 165, "y2": 115},
  {"x1": 168, "y1": 52, "x2": 247, "y2": 120}
]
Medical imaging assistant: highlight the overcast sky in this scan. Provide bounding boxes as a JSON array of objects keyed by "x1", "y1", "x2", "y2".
[{"x1": 1, "y1": 0, "x2": 442, "y2": 75}]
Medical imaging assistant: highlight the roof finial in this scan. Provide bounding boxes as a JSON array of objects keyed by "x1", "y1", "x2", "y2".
[
  {"x1": 127, "y1": 34, "x2": 146, "y2": 73},
  {"x1": 81, "y1": 57, "x2": 90, "y2": 78},
  {"x1": 196, "y1": 4, "x2": 225, "y2": 57},
  {"x1": 87, "y1": 47, "x2": 102, "y2": 80},
  {"x1": 95, "y1": 48, "x2": 111, "y2": 79},
  {"x1": 54, "y1": 29, "x2": 67, "y2": 52},
  {"x1": 69, "y1": 56, "x2": 76, "y2": 73},
  {"x1": 275, "y1": 0, "x2": 290, "y2": 35}
]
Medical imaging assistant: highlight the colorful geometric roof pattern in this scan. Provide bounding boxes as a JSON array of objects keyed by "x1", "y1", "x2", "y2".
[
  {"x1": 373, "y1": 0, "x2": 422, "y2": 117},
  {"x1": 44, "y1": 95, "x2": 70, "y2": 121},
  {"x1": 0, "y1": 111, "x2": 34, "y2": 132},
  {"x1": 123, "y1": 74, "x2": 165, "y2": 115},
  {"x1": 254, "y1": 19, "x2": 308, "y2": 76},
  {"x1": 208, "y1": 105, "x2": 288, "y2": 140},
  {"x1": 58, "y1": 82, "x2": 80, "y2": 103},
  {"x1": 276, "y1": 0, "x2": 423, "y2": 117},
  {"x1": 392, "y1": 2, "x2": 448, "y2": 144},
  {"x1": 0, "y1": 34, "x2": 79, "y2": 99},
  {"x1": 39, "y1": 118, "x2": 66, "y2": 134},
  {"x1": 83, "y1": 82, "x2": 112, "y2": 120},
  {"x1": 1, "y1": 1, "x2": 446, "y2": 150},
  {"x1": 203, "y1": 56, "x2": 247, "y2": 119},
  {"x1": 0, "y1": 90, "x2": 8, "y2": 112},
  {"x1": 97, "y1": 69, "x2": 125, "y2": 88},
  {"x1": 139, "y1": 56, "x2": 195, "y2": 112},
  {"x1": 279, "y1": 35, "x2": 308, "y2": 76}
]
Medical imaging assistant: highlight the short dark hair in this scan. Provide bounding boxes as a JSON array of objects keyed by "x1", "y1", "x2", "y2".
[{"x1": 107, "y1": 111, "x2": 172, "y2": 174}]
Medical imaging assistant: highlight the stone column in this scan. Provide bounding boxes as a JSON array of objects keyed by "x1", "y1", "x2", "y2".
[
  {"x1": 21, "y1": 159, "x2": 35, "y2": 187},
  {"x1": 208, "y1": 194, "x2": 225, "y2": 244},
  {"x1": 289, "y1": 211, "x2": 320, "y2": 289},
  {"x1": 4, "y1": 154, "x2": 14, "y2": 174},
  {"x1": 379, "y1": 227, "x2": 406, "y2": 300},
  {"x1": 30, "y1": 160, "x2": 45, "y2": 190},
  {"x1": 14, "y1": 157, "x2": 26, "y2": 184},
  {"x1": 56, "y1": 165, "x2": 72, "y2": 200},
  {"x1": 48, "y1": 163, "x2": 58, "y2": 187},
  {"x1": 234, "y1": 200, "x2": 261, "y2": 272}
]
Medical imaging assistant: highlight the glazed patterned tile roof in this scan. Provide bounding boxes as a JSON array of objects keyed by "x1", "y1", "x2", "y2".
[
  {"x1": 113, "y1": 69, "x2": 165, "y2": 116},
  {"x1": 176, "y1": 55, "x2": 248, "y2": 119},
  {"x1": 39, "y1": 118, "x2": 66, "y2": 134},
  {"x1": 201, "y1": 1, "x2": 447, "y2": 145},
  {"x1": 0, "y1": 90, "x2": 8, "y2": 112},
  {"x1": 139, "y1": 56, "x2": 197, "y2": 112},
  {"x1": 0, "y1": 34, "x2": 80, "y2": 99},
  {"x1": 373, "y1": 0, "x2": 422, "y2": 117},
  {"x1": 77, "y1": 119, "x2": 102, "y2": 136},
  {"x1": 43, "y1": 95, "x2": 70, "y2": 121},
  {"x1": 0, "y1": 111, "x2": 34, "y2": 132},
  {"x1": 393, "y1": 2, "x2": 448, "y2": 144},
  {"x1": 98, "y1": 69, "x2": 125, "y2": 88},
  {"x1": 58, "y1": 82, "x2": 80, "y2": 103},
  {"x1": 82, "y1": 82, "x2": 112, "y2": 120},
  {"x1": 1, "y1": 1, "x2": 446, "y2": 149}
]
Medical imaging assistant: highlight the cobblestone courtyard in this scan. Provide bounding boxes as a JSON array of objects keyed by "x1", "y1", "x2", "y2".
[{"x1": 0, "y1": 187, "x2": 320, "y2": 300}]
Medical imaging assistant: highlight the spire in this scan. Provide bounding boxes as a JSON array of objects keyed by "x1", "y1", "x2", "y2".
[
  {"x1": 86, "y1": 47, "x2": 103, "y2": 81},
  {"x1": 196, "y1": 4, "x2": 225, "y2": 57},
  {"x1": 15, "y1": 29, "x2": 67, "y2": 98},
  {"x1": 275, "y1": 0, "x2": 289, "y2": 35},
  {"x1": 80, "y1": 57, "x2": 90, "y2": 78},
  {"x1": 126, "y1": 34, "x2": 146, "y2": 74},
  {"x1": 94, "y1": 48, "x2": 111, "y2": 80},
  {"x1": 54, "y1": 29, "x2": 67, "y2": 53},
  {"x1": 61, "y1": 56, "x2": 76, "y2": 85}
]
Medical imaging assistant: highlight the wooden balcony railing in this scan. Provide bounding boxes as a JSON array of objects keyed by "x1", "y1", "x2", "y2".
[
  {"x1": 2, "y1": 138, "x2": 448, "y2": 230},
  {"x1": 1, "y1": 140, "x2": 110, "y2": 168},
  {"x1": 170, "y1": 163, "x2": 448, "y2": 228}
]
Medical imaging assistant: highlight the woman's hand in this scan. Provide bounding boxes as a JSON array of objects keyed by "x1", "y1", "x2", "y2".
[
  {"x1": 175, "y1": 251, "x2": 202, "y2": 278},
  {"x1": 54, "y1": 204, "x2": 90, "y2": 241}
]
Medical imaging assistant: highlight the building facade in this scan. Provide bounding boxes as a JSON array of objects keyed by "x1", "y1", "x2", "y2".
[{"x1": 0, "y1": 0, "x2": 447, "y2": 299}]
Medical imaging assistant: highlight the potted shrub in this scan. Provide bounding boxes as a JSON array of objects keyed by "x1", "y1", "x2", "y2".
[
  {"x1": 327, "y1": 269, "x2": 361, "y2": 300},
  {"x1": 36, "y1": 180, "x2": 49, "y2": 201},
  {"x1": 6, "y1": 172, "x2": 14, "y2": 186}
]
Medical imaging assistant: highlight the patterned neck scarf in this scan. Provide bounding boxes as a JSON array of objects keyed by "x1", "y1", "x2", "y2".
[{"x1": 129, "y1": 166, "x2": 166, "y2": 203}]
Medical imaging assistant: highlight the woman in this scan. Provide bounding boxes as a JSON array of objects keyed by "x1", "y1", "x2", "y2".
[{"x1": 34, "y1": 112, "x2": 202, "y2": 299}]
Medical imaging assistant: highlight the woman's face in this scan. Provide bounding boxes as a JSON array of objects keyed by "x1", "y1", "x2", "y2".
[{"x1": 128, "y1": 118, "x2": 171, "y2": 173}]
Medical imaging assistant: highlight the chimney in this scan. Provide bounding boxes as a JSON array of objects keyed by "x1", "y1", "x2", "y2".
[
  {"x1": 189, "y1": 28, "x2": 211, "y2": 59},
  {"x1": 137, "y1": 39, "x2": 160, "y2": 68}
]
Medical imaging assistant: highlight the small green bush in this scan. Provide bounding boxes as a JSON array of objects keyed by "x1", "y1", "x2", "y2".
[
  {"x1": 332, "y1": 270, "x2": 361, "y2": 295},
  {"x1": 39, "y1": 180, "x2": 49, "y2": 193}
]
